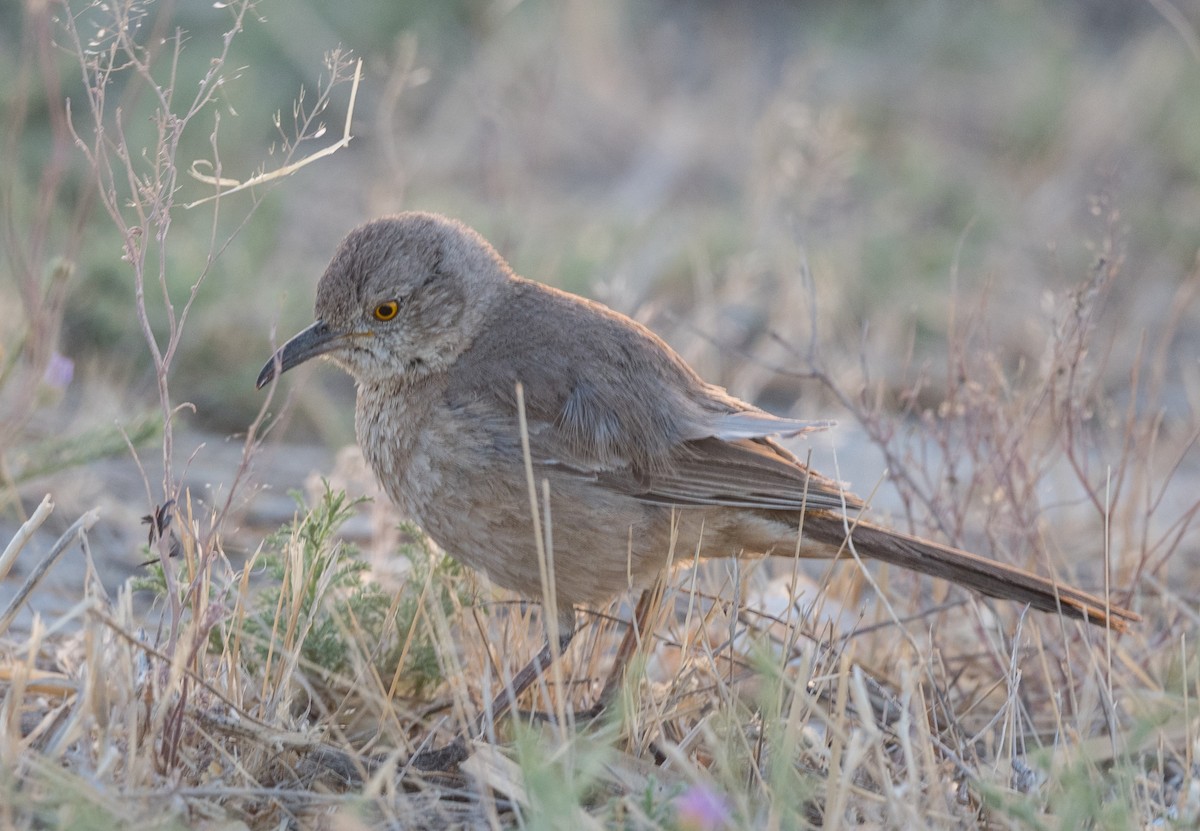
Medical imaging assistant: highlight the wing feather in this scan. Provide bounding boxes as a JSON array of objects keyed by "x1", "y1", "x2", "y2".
[
  {"x1": 591, "y1": 437, "x2": 861, "y2": 513},
  {"x1": 449, "y1": 279, "x2": 848, "y2": 513}
]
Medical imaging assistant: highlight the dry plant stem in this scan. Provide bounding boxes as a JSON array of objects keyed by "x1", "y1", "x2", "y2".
[
  {"x1": 63, "y1": 2, "x2": 253, "y2": 495},
  {"x1": 590, "y1": 588, "x2": 659, "y2": 713},
  {"x1": 91, "y1": 607, "x2": 272, "y2": 731},
  {"x1": 60, "y1": 2, "x2": 360, "y2": 676},
  {"x1": 410, "y1": 602, "x2": 593, "y2": 772},
  {"x1": 405, "y1": 631, "x2": 582, "y2": 773},
  {"x1": 185, "y1": 59, "x2": 363, "y2": 207},
  {"x1": 474, "y1": 627, "x2": 582, "y2": 735},
  {"x1": 408, "y1": 624, "x2": 585, "y2": 773},
  {"x1": 60, "y1": 4, "x2": 246, "y2": 659},
  {"x1": 764, "y1": 238, "x2": 1159, "y2": 623},
  {"x1": 62, "y1": 1, "x2": 356, "y2": 496},
  {"x1": 0, "y1": 508, "x2": 99, "y2": 637},
  {"x1": 0, "y1": 494, "x2": 54, "y2": 583},
  {"x1": 509, "y1": 586, "x2": 667, "y2": 728}
]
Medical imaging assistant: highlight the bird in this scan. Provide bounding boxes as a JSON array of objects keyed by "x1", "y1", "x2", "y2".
[{"x1": 257, "y1": 211, "x2": 1137, "y2": 728}]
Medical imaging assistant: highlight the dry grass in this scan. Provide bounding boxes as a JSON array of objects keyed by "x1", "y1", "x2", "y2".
[{"x1": 2, "y1": 1, "x2": 1199, "y2": 828}]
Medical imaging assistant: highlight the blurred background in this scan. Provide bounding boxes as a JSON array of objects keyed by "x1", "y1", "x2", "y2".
[{"x1": 2, "y1": 0, "x2": 1198, "y2": 611}]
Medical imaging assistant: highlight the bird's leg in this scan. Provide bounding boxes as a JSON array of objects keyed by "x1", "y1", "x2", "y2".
[
  {"x1": 473, "y1": 624, "x2": 579, "y2": 736},
  {"x1": 522, "y1": 587, "x2": 660, "y2": 724},
  {"x1": 406, "y1": 619, "x2": 579, "y2": 773},
  {"x1": 572, "y1": 587, "x2": 658, "y2": 721}
]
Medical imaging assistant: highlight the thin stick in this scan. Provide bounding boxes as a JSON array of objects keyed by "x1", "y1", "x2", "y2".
[
  {"x1": 516, "y1": 383, "x2": 556, "y2": 644},
  {"x1": 0, "y1": 508, "x2": 100, "y2": 637},
  {"x1": 0, "y1": 494, "x2": 53, "y2": 582},
  {"x1": 184, "y1": 59, "x2": 363, "y2": 207}
]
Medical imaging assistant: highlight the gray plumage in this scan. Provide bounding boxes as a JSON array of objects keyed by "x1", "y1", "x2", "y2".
[{"x1": 258, "y1": 212, "x2": 1137, "y2": 633}]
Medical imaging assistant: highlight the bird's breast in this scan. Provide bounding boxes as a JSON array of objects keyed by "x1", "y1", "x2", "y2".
[{"x1": 354, "y1": 379, "x2": 445, "y2": 521}]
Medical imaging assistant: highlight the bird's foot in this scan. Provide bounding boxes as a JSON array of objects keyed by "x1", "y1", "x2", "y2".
[
  {"x1": 406, "y1": 735, "x2": 471, "y2": 772},
  {"x1": 511, "y1": 690, "x2": 615, "y2": 726}
]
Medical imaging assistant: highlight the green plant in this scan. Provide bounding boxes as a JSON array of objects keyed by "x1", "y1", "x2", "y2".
[{"x1": 235, "y1": 483, "x2": 464, "y2": 698}]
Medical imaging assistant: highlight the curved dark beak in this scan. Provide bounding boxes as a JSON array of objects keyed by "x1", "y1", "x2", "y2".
[{"x1": 256, "y1": 320, "x2": 342, "y2": 389}]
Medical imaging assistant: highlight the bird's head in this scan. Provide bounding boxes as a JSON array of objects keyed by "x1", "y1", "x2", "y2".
[{"x1": 257, "y1": 212, "x2": 509, "y2": 389}]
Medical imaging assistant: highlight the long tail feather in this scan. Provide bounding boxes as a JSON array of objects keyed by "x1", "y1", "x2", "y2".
[{"x1": 804, "y1": 516, "x2": 1139, "y2": 631}]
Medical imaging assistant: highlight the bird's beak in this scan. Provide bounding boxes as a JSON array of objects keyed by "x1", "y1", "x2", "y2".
[{"x1": 256, "y1": 320, "x2": 344, "y2": 389}]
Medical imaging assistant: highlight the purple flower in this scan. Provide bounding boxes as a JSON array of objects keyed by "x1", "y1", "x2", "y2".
[
  {"x1": 674, "y1": 784, "x2": 732, "y2": 831},
  {"x1": 42, "y1": 352, "x2": 74, "y2": 391}
]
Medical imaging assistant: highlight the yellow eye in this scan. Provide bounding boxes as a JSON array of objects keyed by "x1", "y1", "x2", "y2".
[{"x1": 373, "y1": 300, "x2": 400, "y2": 321}]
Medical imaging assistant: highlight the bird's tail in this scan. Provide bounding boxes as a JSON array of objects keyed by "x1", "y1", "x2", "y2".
[{"x1": 802, "y1": 515, "x2": 1139, "y2": 632}]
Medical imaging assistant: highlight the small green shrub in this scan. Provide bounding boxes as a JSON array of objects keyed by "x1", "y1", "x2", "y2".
[{"x1": 239, "y1": 482, "x2": 465, "y2": 697}]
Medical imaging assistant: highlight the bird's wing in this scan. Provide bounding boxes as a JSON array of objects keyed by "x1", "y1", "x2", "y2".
[
  {"x1": 593, "y1": 436, "x2": 862, "y2": 513},
  {"x1": 448, "y1": 279, "x2": 849, "y2": 512},
  {"x1": 520, "y1": 377, "x2": 856, "y2": 514},
  {"x1": 701, "y1": 408, "x2": 833, "y2": 443}
]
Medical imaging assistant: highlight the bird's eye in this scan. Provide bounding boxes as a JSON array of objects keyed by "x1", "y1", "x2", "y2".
[{"x1": 373, "y1": 300, "x2": 400, "y2": 321}]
